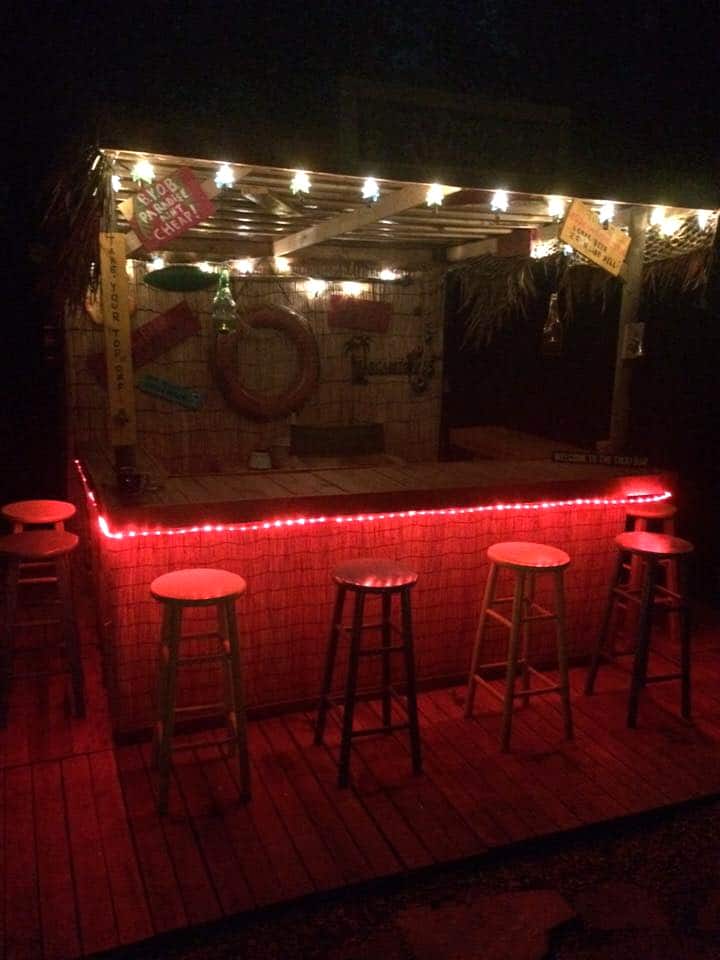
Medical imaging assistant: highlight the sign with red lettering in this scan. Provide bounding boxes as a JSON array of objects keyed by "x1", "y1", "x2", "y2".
[
  {"x1": 129, "y1": 168, "x2": 215, "y2": 251},
  {"x1": 559, "y1": 199, "x2": 631, "y2": 277}
]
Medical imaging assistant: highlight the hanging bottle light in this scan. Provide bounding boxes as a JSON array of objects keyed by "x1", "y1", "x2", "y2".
[
  {"x1": 212, "y1": 266, "x2": 237, "y2": 334},
  {"x1": 541, "y1": 292, "x2": 563, "y2": 357}
]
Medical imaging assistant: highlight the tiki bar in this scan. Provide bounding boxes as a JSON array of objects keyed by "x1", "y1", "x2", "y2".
[{"x1": 3, "y1": 140, "x2": 720, "y2": 956}]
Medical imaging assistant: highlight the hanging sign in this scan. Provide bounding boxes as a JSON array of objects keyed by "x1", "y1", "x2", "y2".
[
  {"x1": 87, "y1": 300, "x2": 200, "y2": 384},
  {"x1": 559, "y1": 199, "x2": 631, "y2": 277},
  {"x1": 99, "y1": 233, "x2": 137, "y2": 445},
  {"x1": 328, "y1": 295, "x2": 393, "y2": 332},
  {"x1": 137, "y1": 374, "x2": 204, "y2": 410},
  {"x1": 126, "y1": 168, "x2": 215, "y2": 251}
]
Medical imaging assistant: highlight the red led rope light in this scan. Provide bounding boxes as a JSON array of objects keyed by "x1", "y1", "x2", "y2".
[{"x1": 73, "y1": 459, "x2": 672, "y2": 542}]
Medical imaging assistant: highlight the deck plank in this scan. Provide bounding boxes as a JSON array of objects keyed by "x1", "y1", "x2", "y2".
[
  {"x1": 33, "y1": 762, "x2": 80, "y2": 960},
  {"x1": 89, "y1": 751, "x2": 153, "y2": 946},
  {"x1": 4, "y1": 766, "x2": 42, "y2": 960}
]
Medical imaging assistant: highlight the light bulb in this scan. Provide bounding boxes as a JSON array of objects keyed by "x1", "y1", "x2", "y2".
[
  {"x1": 490, "y1": 189, "x2": 509, "y2": 213},
  {"x1": 150, "y1": 256, "x2": 165, "y2": 271},
  {"x1": 598, "y1": 201, "x2": 615, "y2": 224},
  {"x1": 274, "y1": 256, "x2": 291, "y2": 273},
  {"x1": 650, "y1": 205, "x2": 666, "y2": 227},
  {"x1": 426, "y1": 183, "x2": 444, "y2": 207},
  {"x1": 233, "y1": 258, "x2": 255, "y2": 274},
  {"x1": 290, "y1": 170, "x2": 311, "y2": 195},
  {"x1": 697, "y1": 210, "x2": 712, "y2": 230},
  {"x1": 305, "y1": 278, "x2": 328, "y2": 298},
  {"x1": 197, "y1": 261, "x2": 213, "y2": 273},
  {"x1": 378, "y1": 268, "x2": 401, "y2": 281},
  {"x1": 362, "y1": 177, "x2": 380, "y2": 202},
  {"x1": 547, "y1": 195, "x2": 565, "y2": 219},
  {"x1": 111, "y1": 174, "x2": 122, "y2": 192},
  {"x1": 214, "y1": 163, "x2": 235, "y2": 188},
  {"x1": 131, "y1": 159, "x2": 155, "y2": 184},
  {"x1": 660, "y1": 216, "x2": 682, "y2": 237},
  {"x1": 341, "y1": 281, "x2": 364, "y2": 297}
]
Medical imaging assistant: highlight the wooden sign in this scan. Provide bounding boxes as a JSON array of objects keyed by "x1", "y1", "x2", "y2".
[
  {"x1": 328, "y1": 295, "x2": 392, "y2": 332},
  {"x1": 88, "y1": 300, "x2": 200, "y2": 384},
  {"x1": 137, "y1": 374, "x2": 204, "y2": 410},
  {"x1": 559, "y1": 199, "x2": 632, "y2": 276},
  {"x1": 99, "y1": 233, "x2": 137, "y2": 445},
  {"x1": 128, "y1": 168, "x2": 215, "y2": 251},
  {"x1": 553, "y1": 451, "x2": 648, "y2": 467}
]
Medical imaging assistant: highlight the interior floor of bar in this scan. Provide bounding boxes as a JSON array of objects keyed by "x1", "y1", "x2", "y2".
[{"x1": 2, "y1": 588, "x2": 720, "y2": 960}]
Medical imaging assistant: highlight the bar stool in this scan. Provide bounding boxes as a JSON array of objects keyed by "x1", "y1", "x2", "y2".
[
  {"x1": 465, "y1": 541, "x2": 573, "y2": 752},
  {"x1": 2, "y1": 499, "x2": 76, "y2": 532},
  {"x1": 625, "y1": 501, "x2": 680, "y2": 638},
  {"x1": 150, "y1": 568, "x2": 250, "y2": 814},
  {"x1": 585, "y1": 531, "x2": 693, "y2": 727},
  {"x1": 315, "y1": 558, "x2": 422, "y2": 788},
  {"x1": 0, "y1": 530, "x2": 84, "y2": 726}
]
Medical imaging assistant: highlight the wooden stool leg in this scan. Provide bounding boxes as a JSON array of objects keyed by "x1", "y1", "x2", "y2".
[
  {"x1": 315, "y1": 585, "x2": 347, "y2": 745},
  {"x1": 585, "y1": 552, "x2": 623, "y2": 695},
  {"x1": 520, "y1": 572, "x2": 535, "y2": 707},
  {"x1": 157, "y1": 605, "x2": 181, "y2": 814},
  {"x1": 400, "y1": 587, "x2": 422, "y2": 776},
  {"x1": 381, "y1": 591, "x2": 392, "y2": 730},
  {"x1": 679, "y1": 560, "x2": 691, "y2": 720},
  {"x1": 338, "y1": 590, "x2": 364, "y2": 788},
  {"x1": 0, "y1": 558, "x2": 20, "y2": 727},
  {"x1": 465, "y1": 562, "x2": 499, "y2": 717},
  {"x1": 217, "y1": 600, "x2": 235, "y2": 757},
  {"x1": 152, "y1": 604, "x2": 173, "y2": 767},
  {"x1": 501, "y1": 572, "x2": 525, "y2": 752},
  {"x1": 553, "y1": 569, "x2": 573, "y2": 740},
  {"x1": 59, "y1": 554, "x2": 85, "y2": 718},
  {"x1": 627, "y1": 559, "x2": 657, "y2": 728},
  {"x1": 225, "y1": 598, "x2": 251, "y2": 800}
]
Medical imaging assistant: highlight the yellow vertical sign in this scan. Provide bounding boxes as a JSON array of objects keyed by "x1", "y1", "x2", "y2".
[{"x1": 99, "y1": 233, "x2": 137, "y2": 446}]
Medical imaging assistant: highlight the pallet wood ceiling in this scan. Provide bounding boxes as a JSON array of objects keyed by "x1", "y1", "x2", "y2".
[{"x1": 107, "y1": 148, "x2": 638, "y2": 263}]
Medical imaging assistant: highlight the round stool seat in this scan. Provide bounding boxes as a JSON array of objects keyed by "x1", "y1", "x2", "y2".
[
  {"x1": 2, "y1": 499, "x2": 76, "y2": 526},
  {"x1": 151, "y1": 568, "x2": 247, "y2": 604},
  {"x1": 626, "y1": 502, "x2": 677, "y2": 521},
  {"x1": 0, "y1": 530, "x2": 78, "y2": 560},
  {"x1": 615, "y1": 531, "x2": 693, "y2": 559},
  {"x1": 488, "y1": 541, "x2": 570, "y2": 570},
  {"x1": 332, "y1": 558, "x2": 418, "y2": 591}
]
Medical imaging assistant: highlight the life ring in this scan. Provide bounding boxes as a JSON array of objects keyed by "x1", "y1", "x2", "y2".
[{"x1": 211, "y1": 304, "x2": 320, "y2": 421}]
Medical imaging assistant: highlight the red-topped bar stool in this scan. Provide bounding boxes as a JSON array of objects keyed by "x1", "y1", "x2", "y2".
[
  {"x1": 315, "y1": 558, "x2": 422, "y2": 788},
  {"x1": 150, "y1": 568, "x2": 250, "y2": 813},
  {"x1": 585, "y1": 531, "x2": 693, "y2": 727},
  {"x1": 0, "y1": 530, "x2": 84, "y2": 725},
  {"x1": 465, "y1": 541, "x2": 573, "y2": 752},
  {"x1": 625, "y1": 500, "x2": 680, "y2": 639},
  {"x1": 2, "y1": 499, "x2": 76, "y2": 532}
]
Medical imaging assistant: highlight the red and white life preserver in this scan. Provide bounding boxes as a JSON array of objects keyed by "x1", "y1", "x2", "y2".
[{"x1": 211, "y1": 304, "x2": 320, "y2": 421}]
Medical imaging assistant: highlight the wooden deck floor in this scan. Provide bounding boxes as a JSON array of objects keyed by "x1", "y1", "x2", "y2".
[{"x1": 2, "y1": 612, "x2": 720, "y2": 958}]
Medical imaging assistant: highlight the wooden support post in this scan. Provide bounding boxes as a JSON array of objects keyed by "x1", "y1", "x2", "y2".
[{"x1": 607, "y1": 206, "x2": 648, "y2": 452}]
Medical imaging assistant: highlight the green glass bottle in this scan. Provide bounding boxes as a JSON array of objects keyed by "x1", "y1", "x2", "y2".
[{"x1": 212, "y1": 267, "x2": 237, "y2": 334}]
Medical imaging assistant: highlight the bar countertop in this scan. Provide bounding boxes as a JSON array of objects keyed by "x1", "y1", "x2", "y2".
[{"x1": 78, "y1": 445, "x2": 673, "y2": 531}]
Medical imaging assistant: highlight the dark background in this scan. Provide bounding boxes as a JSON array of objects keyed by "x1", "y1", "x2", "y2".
[{"x1": 4, "y1": 0, "x2": 719, "y2": 587}]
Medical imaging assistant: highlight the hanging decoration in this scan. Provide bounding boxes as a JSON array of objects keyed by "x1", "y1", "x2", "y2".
[
  {"x1": 137, "y1": 373, "x2": 205, "y2": 409},
  {"x1": 211, "y1": 305, "x2": 320, "y2": 421},
  {"x1": 143, "y1": 264, "x2": 217, "y2": 292},
  {"x1": 127, "y1": 168, "x2": 215, "y2": 251},
  {"x1": 541, "y1": 292, "x2": 563, "y2": 357},
  {"x1": 559, "y1": 199, "x2": 631, "y2": 276},
  {"x1": 211, "y1": 267, "x2": 238, "y2": 333}
]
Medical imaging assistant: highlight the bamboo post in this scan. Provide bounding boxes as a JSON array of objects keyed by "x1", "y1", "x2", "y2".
[{"x1": 607, "y1": 206, "x2": 648, "y2": 452}]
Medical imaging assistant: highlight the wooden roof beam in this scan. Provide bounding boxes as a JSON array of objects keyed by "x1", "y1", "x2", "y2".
[{"x1": 273, "y1": 183, "x2": 461, "y2": 257}]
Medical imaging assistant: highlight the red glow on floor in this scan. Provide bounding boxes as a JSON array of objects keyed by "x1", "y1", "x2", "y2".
[{"x1": 73, "y1": 460, "x2": 673, "y2": 542}]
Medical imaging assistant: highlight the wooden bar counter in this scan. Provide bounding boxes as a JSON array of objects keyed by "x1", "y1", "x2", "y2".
[{"x1": 72, "y1": 449, "x2": 673, "y2": 739}]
